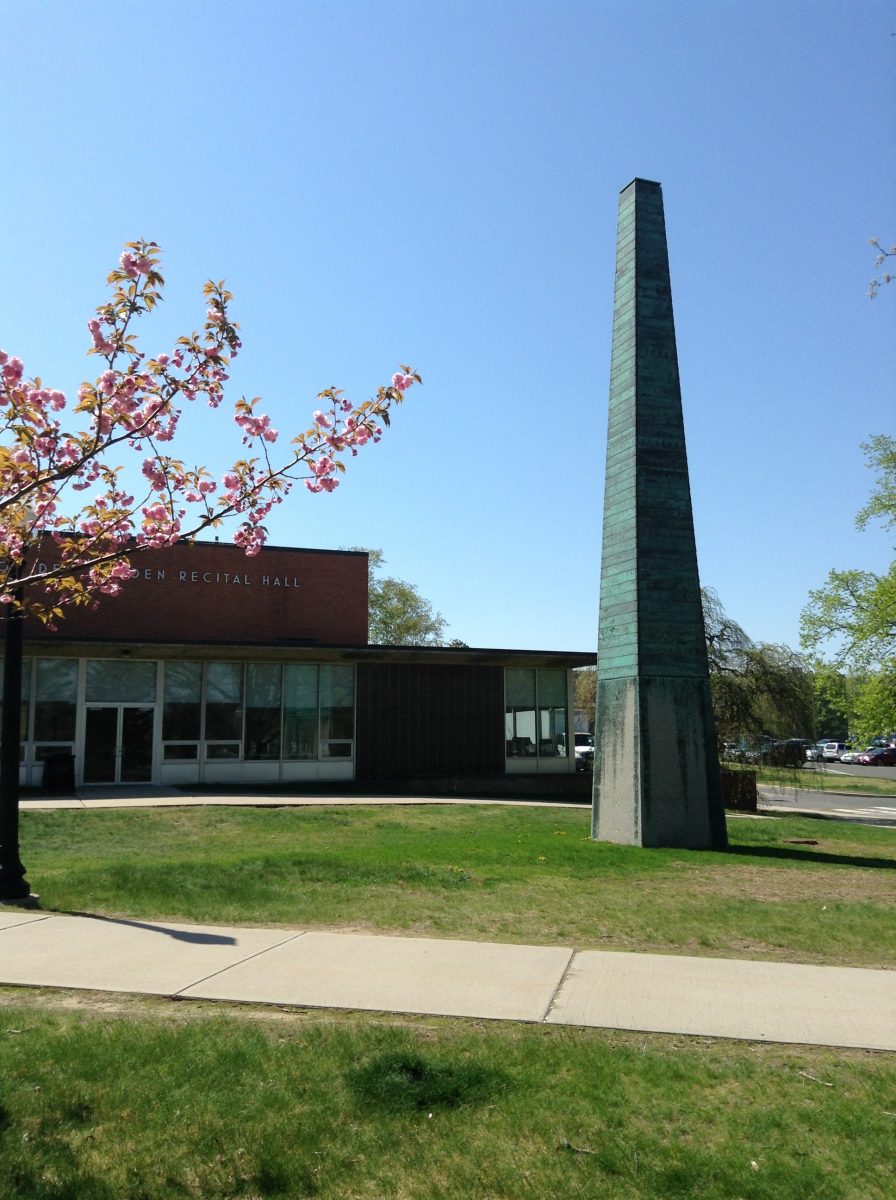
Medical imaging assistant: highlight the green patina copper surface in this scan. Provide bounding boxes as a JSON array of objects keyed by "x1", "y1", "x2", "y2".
[{"x1": 592, "y1": 179, "x2": 727, "y2": 850}]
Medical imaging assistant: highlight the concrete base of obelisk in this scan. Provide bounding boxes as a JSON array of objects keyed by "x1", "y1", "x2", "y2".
[{"x1": 592, "y1": 675, "x2": 728, "y2": 850}]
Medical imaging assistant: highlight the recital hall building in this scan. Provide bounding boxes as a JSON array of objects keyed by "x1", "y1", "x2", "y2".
[{"x1": 14, "y1": 542, "x2": 592, "y2": 793}]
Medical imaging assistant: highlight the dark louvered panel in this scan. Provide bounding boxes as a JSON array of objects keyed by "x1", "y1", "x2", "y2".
[{"x1": 356, "y1": 663, "x2": 505, "y2": 780}]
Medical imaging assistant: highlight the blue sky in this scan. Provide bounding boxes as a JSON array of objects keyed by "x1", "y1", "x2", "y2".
[{"x1": 2, "y1": 0, "x2": 894, "y2": 653}]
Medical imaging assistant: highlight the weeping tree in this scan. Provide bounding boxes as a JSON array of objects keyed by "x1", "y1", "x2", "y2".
[{"x1": 702, "y1": 588, "x2": 814, "y2": 755}]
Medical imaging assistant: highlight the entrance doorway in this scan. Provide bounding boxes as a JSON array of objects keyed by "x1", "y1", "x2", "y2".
[{"x1": 84, "y1": 706, "x2": 154, "y2": 784}]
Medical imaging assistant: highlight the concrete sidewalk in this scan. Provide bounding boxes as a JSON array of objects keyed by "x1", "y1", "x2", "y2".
[
  {"x1": 22, "y1": 788, "x2": 592, "y2": 811},
  {"x1": 2, "y1": 908, "x2": 894, "y2": 1051}
]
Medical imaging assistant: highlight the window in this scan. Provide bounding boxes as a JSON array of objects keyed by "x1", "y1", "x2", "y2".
[
  {"x1": 163, "y1": 661, "x2": 201, "y2": 761},
  {"x1": 205, "y1": 662, "x2": 243, "y2": 744},
  {"x1": 162, "y1": 660, "x2": 356, "y2": 765},
  {"x1": 319, "y1": 664, "x2": 354, "y2": 757},
  {"x1": 244, "y1": 663, "x2": 282, "y2": 760},
  {"x1": 283, "y1": 664, "x2": 319, "y2": 760},
  {"x1": 505, "y1": 668, "x2": 568, "y2": 758},
  {"x1": 33, "y1": 658, "x2": 78, "y2": 761},
  {"x1": 535, "y1": 669, "x2": 567, "y2": 757},
  {"x1": 505, "y1": 669, "x2": 536, "y2": 756},
  {"x1": 86, "y1": 659, "x2": 156, "y2": 703},
  {"x1": 35, "y1": 659, "x2": 78, "y2": 741}
]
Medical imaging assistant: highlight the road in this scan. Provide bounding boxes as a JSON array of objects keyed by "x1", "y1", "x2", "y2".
[
  {"x1": 824, "y1": 762, "x2": 896, "y2": 784},
  {"x1": 759, "y1": 763, "x2": 896, "y2": 826}
]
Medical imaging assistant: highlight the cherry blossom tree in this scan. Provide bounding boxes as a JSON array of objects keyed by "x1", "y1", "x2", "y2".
[{"x1": 0, "y1": 240, "x2": 418, "y2": 624}]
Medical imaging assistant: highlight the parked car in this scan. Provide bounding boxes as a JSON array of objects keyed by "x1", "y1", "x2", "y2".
[
  {"x1": 822, "y1": 742, "x2": 847, "y2": 761},
  {"x1": 573, "y1": 732, "x2": 595, "y2": 771},
  {"x1": 559, "y1": 732, "x2": 594, "y2": 771},
  {"x1": 763, "y1": 740, "x2": 808, "y2": 767},
  {"x1": 856, "y1": 746, "x2": 896, "y2": 766},
  {"x1": 805, "y1": 741, "x2": 828, "y2": 762}
]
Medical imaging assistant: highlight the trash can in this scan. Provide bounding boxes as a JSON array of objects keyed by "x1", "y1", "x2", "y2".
[
  {"x1": 720, "y1": 768, "x2": 757, "y2": 812},
  {"x1": 42, "y1": 752, "x2": 76, "y2": 794}
]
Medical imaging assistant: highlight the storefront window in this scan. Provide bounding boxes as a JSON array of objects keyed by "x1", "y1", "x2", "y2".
[
  {"x1": 505, "y1": 668, "x2": 568, "y2": 758},
  {"x1": 205, "y1": 662, "x2": 243, "y2": 742},
  {"x1": 319, "y1": 664, "x2": 354, "y2": 757},
  {"x1": 86, "y1": 659, "x2": 156, "y2": 703},
  {"x1": 34, "y1": 658, "x2": 77, "y2": 741},
  {"x1": 245, "y1": 663, "x2": 282, "y2": 760},
  {"x1": 163, "y1": 661, "x2": 201, "y2": 760},
  {"x1": 206, "y1": 743, "x2": 240, "y2": 759},
  {"x1": 505, "y1": 668, "x2": 537, "y2": 756},
  {"x1": 536, "y1": 669, "x2": 567, "y2": 757},
  {"x1": 283, "y1": 664, "x2": 319, "y2": 760}
]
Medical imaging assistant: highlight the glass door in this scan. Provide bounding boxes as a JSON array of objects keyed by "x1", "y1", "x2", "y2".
[
  {"x1": 84, "y1": 705, "x2": 154, "y2": 784},
  {"x1": 121, "y1": 707, "x2": 154, "y2": 782}
]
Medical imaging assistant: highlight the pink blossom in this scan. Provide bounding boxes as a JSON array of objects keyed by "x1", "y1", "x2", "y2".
[
  {"x1": 2, "y1": 356, "x2": 24, "y2": 385},
  {"x1": 0, "y1": 241, "x2": 414, "y2": 617},
  {"x1": 142, "y1": 460, "x2": 168, "y2": 490},
  {"x1": 87, "y1": 319, "x2": 114, "y2": 353},
  {"x1": 119, "y1": 251, "x2": 152, "y2": 278}
]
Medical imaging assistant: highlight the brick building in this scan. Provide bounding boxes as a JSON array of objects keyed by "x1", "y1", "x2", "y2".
[{"x1": 14, "y1": 542, "x2": 592, "y2": 794}]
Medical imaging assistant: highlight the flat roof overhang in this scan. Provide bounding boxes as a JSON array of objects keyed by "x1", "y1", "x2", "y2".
[{"x1": 21, "y1": 637, "x2": 596, "y2": 671}]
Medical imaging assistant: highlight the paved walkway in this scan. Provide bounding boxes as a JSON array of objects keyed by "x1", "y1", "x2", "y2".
[
  {"x1": 5, "y1": 788, "x2": 895, "y2": 1052},
  {"x1": 2, "y1": 907, "x2": 894, "y2": 1051}
]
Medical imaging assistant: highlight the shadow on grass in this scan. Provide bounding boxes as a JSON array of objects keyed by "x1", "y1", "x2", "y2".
[
  {"x1": 348, "y1": 1049, "x2": 512, "y2": 1113},
  {"x1": 44, "y1": 911, "x2": 238, "y2": 944},
  {"x1": 726, "y1": 844, "x2": 896, "y2": 871}
]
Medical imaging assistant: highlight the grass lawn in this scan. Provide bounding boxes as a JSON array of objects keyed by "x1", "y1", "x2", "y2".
[
  {"x1": 1, "y1": 993, "x2": 894, "y2": 1200},
  {"x1": 17, "y1": 803, "x2": 896, "y2": 967},
  {"x1": 6, "y1": 804, "x2": 896, "y2": 1199}
]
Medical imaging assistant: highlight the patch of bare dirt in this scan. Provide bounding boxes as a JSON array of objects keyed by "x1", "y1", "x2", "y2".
[{"x1": 660, "y1": 864, "x2": 894, "y2": 905}]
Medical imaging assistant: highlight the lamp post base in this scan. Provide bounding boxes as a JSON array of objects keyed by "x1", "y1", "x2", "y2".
[
  {"x1": 0, "y1": 857, "x2": 33, "y2": 903},
  {"x1": 0, "y1": 890, "x2": 40, "y2": 908}
]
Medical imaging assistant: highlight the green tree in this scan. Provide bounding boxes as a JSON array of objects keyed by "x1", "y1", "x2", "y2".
[
  {"x1": 702, "y1": 588, "x2": 814, "y2": 752},
  {"x1": 811, "y1": 665, "x2": 852, "y2": 741},
  {"x1": 801, "y1": 566, "x2": 896, "y2": 669},
  {"x1": 574, "y1": 666, "x2": 596, "y2": 730},
  {"x1": 800, "y1": 437, "x2": 896, "y2": 670},
  {"x1": 852, "y1": 669, "x2": 896, "y2": 743},
  {"x1": 347, "y1": 548, "x2": 450, "y2": 646},
  {"x1": 855, "y1": 435, "x2": 896, "y2": 534}
]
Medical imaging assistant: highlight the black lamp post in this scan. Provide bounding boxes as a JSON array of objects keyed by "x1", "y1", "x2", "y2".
[{"x1": 0, "y1": 574, "x2": 31, "y2": 902}]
